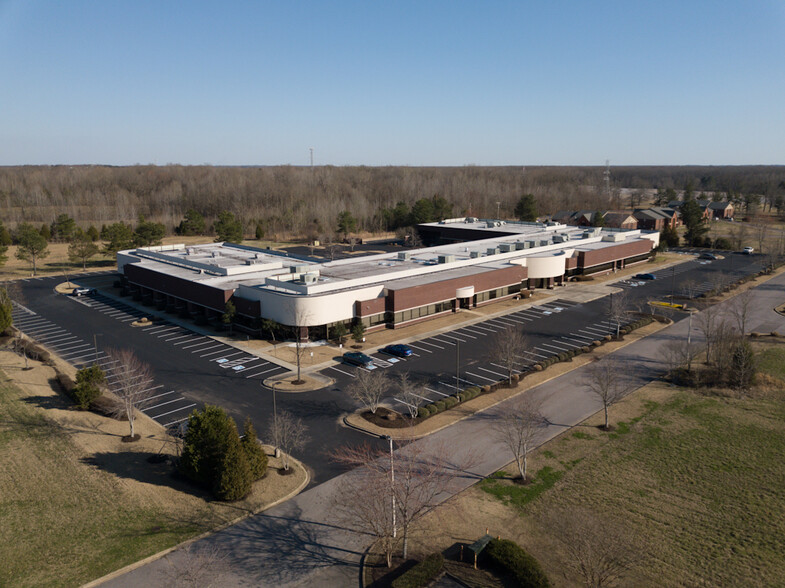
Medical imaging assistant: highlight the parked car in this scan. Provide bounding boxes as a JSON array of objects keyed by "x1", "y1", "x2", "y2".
[
  {"x1": 633, "y1": 273, "x2": 656, "y2": 280},
  {"x1": 743, "y1": 246, "x2": 754, "y2": 254},
  {"x1": 71, "y1": 287, "x2": 95, "y2": 296},
  {"x1": 380, "y1": 344, "x2": 413, "y2": 358},
  {"x1": 699, "y1": 252, "x2": 718, "y2": 260},
  {"x1": 343, "y1": 351, "x2": 374, "y2": 368}
]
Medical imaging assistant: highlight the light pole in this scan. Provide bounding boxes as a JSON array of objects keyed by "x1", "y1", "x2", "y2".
[
  {"x1": 381, "y1": 435, "x2": 397, "y2": 538},
  {"x1": 270, "y1": 380, "x2": 281, "y2": 457},
  {"x1": 455, "y1": 340, "x2": 460, "y2": 397},
  {"x1": 496, "y1": 201, "x2": 501, "y2": 219}
]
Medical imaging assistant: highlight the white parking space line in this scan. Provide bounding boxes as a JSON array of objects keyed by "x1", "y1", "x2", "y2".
[
  {"x1": 520, "y1": 349, "x2": 549, "y2": 360},
  {"x1": 465, "y1": 371, "x2": 497, "y2": 383},
  {"x1": 417, "y1": 340, "x2": 445, "y2": 350},
  {"x1": 26, "y1": 325, "x2": 63, "y2": 335},
  {"x1": 144, "y1": 397, "x2": 185, "y2": 412},
  {"x1": 541, "y1": 341, "x2": 577, "y2": 352},
  {"x1": 55, "y1": 343, "x2": 93, "y2": 353},
  {"x1": 163, "y1": 334, "x2": 192, "y2": 342},
  {"x1": 406, "y1": 343, "x2": 433, "y2": 354},
  {"x1": 568, "y1": 333, "x2": 595, "y2": 342},
  {"x1": 425, "y1": 387, "x2": 450, "y2": 398},
  {"x1": 38, "y1": 334, "x2": 74, "y2": 343},
  {"x1": 145, "y1": 390, "x2": 178, "y2": 402},
  {"x1": 150, "y1": 404, "x2": 198, "y2": 420},
  {"x1": 327, "y1": 366, "x2": 356, "y2": 378},
  {"x1": 580, "y1": 327, "x2": 608, "y2": 336},
  {"x1": 477, "y1": 366, "x2": 507, "y2": 379},
  {"x1": 458, "y1": 327, "x2": 489, "y2": 337},
  {"x1": 451, "y1": 329, "x2": 477, "y2": 339},
  {"x1": 183, "y1": 340, "x2": 219, "y2": 350},
  {"x1": 163, "y1": 416, "x2": 190, "y2": 427},
  {"x1": 490, "y1": 362, "x2": 522, "y2": 374},
  {"x1": 495, "y1": 315, "x2": 529, "y2": 325},
  {"x1": 440, "y1": 333, "x2": 467, "y2": 343},
  {"x1": 158, "y1": 329, "x2": 186, "y2": 338},
  {"x1": 469, "y1": 323, "x2": 499, "y2": 333},
  {"x1": 507, "y1": 313, "x2": 534, "y2": 322},
  {"x1": 174, "y1": 337, "x2": 208, "y2": 346},
  {"x1": 244, "y1": 365, "x2": 281, "y2": 378},
  {"x1": 560, "y1": 336, "x2": 589, "y2": 345},
  {"x1": 533, "y1": 348, "x2": 557, "y2": 357},
  {"x1": 201, "y1": 348, "x2": 236, "y2": 358},
  {"x1": 146, "y1": 325, "x2": 180, "y2": 335},
  {"x1": 488, "y1": 317, "x2": 520, "y2": 328},
  {"x1": 429, "y1": 337, "x2": 456, "y2": 346}
]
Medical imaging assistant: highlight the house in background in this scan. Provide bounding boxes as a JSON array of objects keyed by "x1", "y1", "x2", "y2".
[
  {"x1": 633, "y1": 208, "x2": 671, "y2": 230},
  {"x1": 602, "y1": 211, "x2": 638, "y2": 229}
]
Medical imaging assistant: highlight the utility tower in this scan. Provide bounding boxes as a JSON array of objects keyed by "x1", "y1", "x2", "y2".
[
  {"x1": 310, "y1": 148, "x2": 314, "y2": 167},
  {"x1": 603, "y1": 159, "x2": 611, "y2": 200}
]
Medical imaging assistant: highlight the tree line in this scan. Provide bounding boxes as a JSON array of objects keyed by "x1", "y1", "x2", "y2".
[{"x1": 2, "y1": 165, "x2": 781, "y2": 242}]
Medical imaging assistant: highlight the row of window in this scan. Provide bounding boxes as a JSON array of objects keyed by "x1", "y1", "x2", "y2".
[
  {"x1": 390, "y1": 300, "x2": 454, "y2": 325},
  {"x1": 476, "y1": 283, "x2": 521, "y2": 303}
]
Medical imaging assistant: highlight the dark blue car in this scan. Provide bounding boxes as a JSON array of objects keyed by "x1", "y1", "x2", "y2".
[
  {"x1": 380, "y1": 344, "x2": 413, "y2": 358},
  {"x1": 633, "y1": 273, "x2": 656, "y2": 280},
  {"x1": 343, "y1": 351, "x2": 374, "y2": 368}
]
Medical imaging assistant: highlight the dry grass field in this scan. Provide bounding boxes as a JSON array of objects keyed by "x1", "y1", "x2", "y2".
[
  {"x1": 403, "y1": 338, "x2": 785, "y2": 586},
  {"x1": 0, "y1": 350, "x2": 307, "y2": 587}
]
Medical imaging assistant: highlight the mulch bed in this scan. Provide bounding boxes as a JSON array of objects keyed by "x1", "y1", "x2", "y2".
[{"x1": 361, "y1": 406, "x2": 420, "y2": 429}]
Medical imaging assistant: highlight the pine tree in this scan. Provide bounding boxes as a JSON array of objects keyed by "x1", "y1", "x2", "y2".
[
  {"x1": 241, "y1": 418, "x2": 268, "y2": 480},
  {"x1": 514, "y1": 194, "x2": 538, "y2": 221}
]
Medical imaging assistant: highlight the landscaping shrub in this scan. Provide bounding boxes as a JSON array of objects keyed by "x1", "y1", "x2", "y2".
[
  {"x1": 483, "y1": 538, "x2": 550, "y2": 588},
  {"x1": 391, "y1": 552, "x2": 444, "y2": 588},
  {"x1": 434, "y1": 400, "x2": 447, "y2": 413},
  {"x1": 558, "y1": 352, "x2": 568, "y2": 362},
  {"x1": 582, "y1": 346, "x2": 591, "y2": 353},
  {"x1": 771, "y1": 332, "x2": 780, "y2": 338},
  {"x1": 57, "y1": 372, "x2": 76, "y2": 395},
  {"x1": 511, "y1": 373, "x2": 520, "y2": 384},
  {"x1": 417, "y1": 405, "x2": 432, "y2": 418},
  {"x1": 180, "y1": 405, "x2": 254, "y2": 501},
  {"x1": 240, "y1": 418, "x2": 268, "y2": 480},
  {"x1": 533, "y1": 364, "x2": 543, "y2": 371},
  {"x1": 592, "y1": 340, "x2": 601, "y2": 346},
  {"x1": 465, "y1": 387, "x2": 481, "y2": 399},
  {"x1": 482, "y1": 385, "x2": 491, "y2": 394},
  {"x1": 443, "y1": 397, "x2": 458, "y2": 409}
]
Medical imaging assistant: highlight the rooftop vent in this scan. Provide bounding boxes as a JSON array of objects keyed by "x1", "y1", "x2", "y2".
[
  {"x1": 515, "y1": 242, "x2": 528, "y2": 250},
  {"x1": 398, "y1": 251, "x2": 412, "y2": 261},
  {"x1": 470, "y1": 251, "x2": 482, "y2": 258},
  {"x1": 438, "y1": 254, "x2": 456, "y2": 264},
  {"x1": 499, "y1": 243, "x2": 514, "y2": 253},
  {"x1": 290, "y1": 265, "x2": 309, "y2": 274},
  {"x1": 487, "y1": 247, "x2": 500, "y2": 256}
]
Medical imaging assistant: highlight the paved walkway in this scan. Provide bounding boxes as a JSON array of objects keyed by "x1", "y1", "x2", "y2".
[{"x1": 101, "y1": 272, "x2": 785, "y2": 588}]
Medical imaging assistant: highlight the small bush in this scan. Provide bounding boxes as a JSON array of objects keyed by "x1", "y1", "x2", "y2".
[
  {"x1": 483, "y1": 538, "x2": 550, "y2": 588},
  {"x1": 443, "y1": 397, "x2": 458, "y2": 409},
  {"x1": 391, "y1": 552, "x2": 444, "y2": 588},
  {"x1": 592, "y1": 340, "x2": 602, "y2": 346},
  {"x1": 558, "y1": 352, "x2": 568, "y2": 362},
  {"x1": 57, "y1": 372, "x2": 76, "y2": 394},
  {"x1": 534, "y1": 364, "x2": 543, "y2": 371},
  {"x1": 511, "y1": 373, "x2": 520, "y2": 384},
  {"x1": 434, "y1": 400, "x2": 447, "y2": 413},
  {"x1": 771, "y1": 331, "x2": 780, "y2": 338},
  {"x1": 417, "y1": 405, "x2": 432, "y2": 418},
  {"x1": 582, "y1": 346, "x2": 591, "y2": 353},
  {"x1": 72, "y1": 381, "x2": 101, "y2": 410},
  {"x1": 750, "y1": 332, "x2": 762, "y2": 338},
  {"x1": 482, "y1": 385, "x2": 491, "y2": 394}
]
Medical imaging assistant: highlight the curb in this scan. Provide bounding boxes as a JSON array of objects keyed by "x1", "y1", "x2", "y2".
[
  {"x1": 342, "y1": 321, "x2": 670, "y2": 441},
  {"x1": 83, "y1": 454, "x2": 310, "y2": 588}
]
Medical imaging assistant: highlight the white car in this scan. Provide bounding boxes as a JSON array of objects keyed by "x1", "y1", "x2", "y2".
[{"x1": 743, "y1": 246, "x2": 754, "y2": 255}]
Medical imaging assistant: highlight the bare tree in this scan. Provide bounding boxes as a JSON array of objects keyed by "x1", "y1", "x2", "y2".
[
  {"x1": 710, "y1": 271, "x2": 727, "y2": 296},
  {"x1": 755, "y1": 221, "x2": 768, "y2": 254},
  {"x1": 608, "y1": 290, "x2": 630, "y2": 338},
  {"x1": 584, "y1": 357, "x2": 630, "y2": 430},
  {"x1": 331, "y1": 444, "x2": 398, "y2": 567},
  {"x1": 105, "y1": 348, "x2": 154, "y2": 441},
  {"x1": 696, "y1": 304, "x2": 722, "y2": 364},
  {"x1": 288, "y1": 305, "x2": 313, "y2": 384},
  {"x1": 394, "y1": 372, "x2": 424, "y2": 421},
  {"x1": 493, "y1": 396, "x2": 544, "y2": 481},
  {"x1": 728, "y1": 289, "x2": 754, "y2": 336},
  {"x1": 543, "y1": 507, "x2": 644, "y2": 588},
  {"x1": 680, "y1": 279, "x2": 700, "y2": 300},
  {"x1": 348, "y1": 369, "x2": 389, "y2": 415},
  {"x1": 160, "y1": 543, "x2": 229, "y2": 588},
  {"x1": 488, "y1": 326, "x2": 529, "y2": 384},
  {"x1": 332, "y1": 439, "x2": 475, "y2": 560},
  {"x1": 268, "y1": 410, "x2": 308, "y2": 471}
]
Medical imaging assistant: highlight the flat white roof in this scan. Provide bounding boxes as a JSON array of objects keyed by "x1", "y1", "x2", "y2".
[{"x1": 120, "y1": 219, "x2": 653, "y2": 295}]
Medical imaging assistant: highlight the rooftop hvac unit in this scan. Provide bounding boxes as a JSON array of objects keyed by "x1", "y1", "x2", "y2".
[
  {"x1": 470, "y1": 251, "x2": 482, "y2": 258},
  {"x1": 526, "y1": 240, "x2": 537, "y2": 248},
  {"x1": 186, "y1": 248, "x2": 194, "y2": 255},
  {"x1": 398, "y1": 251, "x2": 412, "y2": 261},
  {"x1": 290, "y1": 265, "x2": 309, "y2": 274},
  {"x1": 499, "y1": 243, "x2": 514, "y2": 252},
  {"x1": 438, "y1": 254, "x2": 456, "y2": 264},
  {"x1": 545, "y1": 221, "x2": 558, "y2": 226},
  {"x1": 539, "y1": 240, "x2": 550, "y2": 247},
  {"x1": 303, "y1": 273, "x2": 318, "y2": 284},
  {"x1": 552, "y1": 234, "x2": 568, "y2": 243},
  {"x1": 466, "y1": 217, "x2": 478, "y2": 222},
  {"x1": 486, "y1": 221, "x2": 496, "y2": 228},
  {"x1": 515, "y1": 241, "x2": 527, "y2": 250},
  {"x1": 487, "y1": 247, "x2": 500, "y2": 255},
  {"x1": 211, "y1": 251, "x2": 220, "y2": 258}
]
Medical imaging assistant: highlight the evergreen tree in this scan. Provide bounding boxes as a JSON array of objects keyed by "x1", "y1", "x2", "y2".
[
  {"x1": 241, "y1": 418, "x2": 268, "y2": 480},
  {"x1": 336, "y1": 210, "x2": 357, "y2": 238},
  {"x1": 86, "y1": 225, "x2": 100, "y2": 241},
  {"x1": 133, "y1": 216, "x2": 166, "y2": 247},
  {"x1": 591, "y1": 211, "x2": 606, "y2": 227},
  {"x1": 222, "y1": 301, "x2": 236, "y2": 333},
  {"x1": 660, "y1": 224, "x2": 680, "y2": 248},
  {"x1": 15, "y1": 223, "x2": 49, "y2": 275},
  {"x1": 431, "y1": 194, "x2": 453, "y2": 220},
  {"x1": 681, "y1": 199, "x2": 708, "y2": 246},
  {"x1": 0, "y1": 287, "x2": 12, "y2": 332},
  {"x1": 176, "y1": 209, "x2": 207, "y2": 236},
  {"x1": 213, "y1": 210, "x2": 243, "y2": 242},
  {"x1": 514, "y1": 194, "x2": 538, "y2": 221},
  {"x1": 180, "y1": 405, "x2": 254, "y2": 501},
  {"x1": 73, "y1": 364, "x2": 105, "y2": 410},
  {"x1": 0, "y1": 221, "x2": 12, "y2": 246},
  {"x1": 102, "y1": 222, "x2": 135, "y2": 254},
  {"x1": 411, "y1": 198, "x2": 435, "y2": 224},
  {"x1": 39, "y1": 224, "x2": 51, "y2": 241},
  {"x1": 68, "y1": 229, "x2": 100, "y2": 269},
  {"x1": 50, "y1": 214, "x2": 76, "y2": 242},
  {"x1": 255, "y1": 222, "x2": 265, "y2": 240},
  {"x1": 352, "y1": 321, "x2": 366, "y2": 344}
]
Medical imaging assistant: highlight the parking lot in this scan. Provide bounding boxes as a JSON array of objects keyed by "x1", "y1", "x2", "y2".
[{"x1": 8, "y1": 251, "x2": 766, "y2": 482}]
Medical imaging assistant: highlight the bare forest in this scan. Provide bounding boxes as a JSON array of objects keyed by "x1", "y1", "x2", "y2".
[{"x1": 1, "y1": 165, "x2": 782, "y2": 240}]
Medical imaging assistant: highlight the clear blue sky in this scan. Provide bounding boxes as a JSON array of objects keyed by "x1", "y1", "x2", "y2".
[{"x1": 1, "y1": 1, "x2": 783, "y2": 166}]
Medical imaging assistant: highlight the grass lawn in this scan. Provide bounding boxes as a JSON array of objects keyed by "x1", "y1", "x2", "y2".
[
  {"x1": 473, "y1": 342, "x2": 785, "y2": 586},
  {"x1": 0, "y1": 351, "x2": 307, "y2": 587}
]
